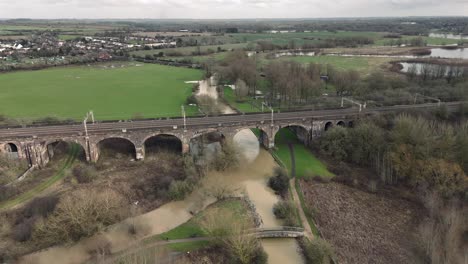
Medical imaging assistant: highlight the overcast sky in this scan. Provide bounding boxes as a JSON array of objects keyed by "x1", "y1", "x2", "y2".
[{"x1": 0, "y1": 0, "x2": 467, "y2": 19}]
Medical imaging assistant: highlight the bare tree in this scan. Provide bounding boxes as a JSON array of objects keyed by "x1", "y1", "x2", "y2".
[
  {"x1": 33, "y1": 188, "x2": 129, "y2": 245},
  {"x1": 199, "y1": 207, "x2": 260, "y2": 264},
  {"x1": 235, "y1": 79, "x2": 249, "y2": 101}
]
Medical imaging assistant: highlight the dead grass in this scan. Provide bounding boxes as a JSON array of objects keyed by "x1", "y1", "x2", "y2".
[{"x1": 300, "y1": 181, "x2": 425, "y2": 264}]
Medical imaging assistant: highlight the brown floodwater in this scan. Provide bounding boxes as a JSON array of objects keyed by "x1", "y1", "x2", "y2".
[{"x1": 21, "y1": 130, "x2": 304, "y2": 264}]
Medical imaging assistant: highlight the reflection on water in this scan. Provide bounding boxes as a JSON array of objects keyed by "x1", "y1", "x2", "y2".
[
  {"x1": 429, "y1": 33, "x2": 468, "y2": 40},
  {"x1": 331, "y1": 48, "x2": 468, "y2": 60},
  {"x1": 234, "y1": 129, "x2": 260, "y2": 163},
  {"x1": 429, "y1": 48, "x2": 468, "y2": 59},
  {"x1": 274, "y1": 51, "x2": 315, "y2": 58}
]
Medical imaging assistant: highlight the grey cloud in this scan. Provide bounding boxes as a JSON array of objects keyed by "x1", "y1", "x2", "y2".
[{"x1": 0, "y1": 0, "x2": 466, "y2": 18}]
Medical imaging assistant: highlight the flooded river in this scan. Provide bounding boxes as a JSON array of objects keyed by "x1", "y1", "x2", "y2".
[
  {"x1": 187, "y1": 76, "x2": 237, "y2": 115},
  {"x1": 23, "y1": 130, "x2": 304, "y2": 264}
]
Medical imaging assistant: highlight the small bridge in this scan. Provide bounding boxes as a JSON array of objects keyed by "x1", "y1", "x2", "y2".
[{"x1": 250, "y1": 226, "x2": 305, "y2": 238}]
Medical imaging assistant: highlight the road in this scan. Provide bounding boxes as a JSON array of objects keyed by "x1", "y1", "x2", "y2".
[{"x1": 0, "y1": 101, "x2": 462, "y2": 139}]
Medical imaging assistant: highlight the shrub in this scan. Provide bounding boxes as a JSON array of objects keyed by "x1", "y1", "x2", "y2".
[
  {"x1": 168, "y1": 180, "x2": 193, "y2": 200},
  {"x1": 301, "y1": 238, "x2": 335, "y2": 264},
  {"x1": 0, "y1": 185, "x2": 18, "y2": 202},
  {"x1": 268, "y1": 168, "x2": 289, "y2": 196},
  {"x1": 72, "y1": 164, "x2": 97, "y2": 184},
  {"x1": 33, "y1": 188, "x2": 128, "y2": 245},
  {"x1": 23, "y1": 195, "x2": 59, "y2": 218},
  {"x1": 12, "y1": 218, "x2": 35, "y2": 242},
  {"x1": 273, "y1": 201, "x2": 298, "y2": 227}
]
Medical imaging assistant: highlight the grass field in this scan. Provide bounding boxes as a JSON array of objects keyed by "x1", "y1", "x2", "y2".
[
  {"x1": 223, "y1": 87, "x2": 261, "y2": 113},
  {"x1": 230, "y1": 31, "x2": 382, "y2": 45},
  {"x1": 279, "y1": 55, "x2": 393, "y2": 74},
  {"x1": 0, "y1": 62, "x2": 203, "y2": 120},
  {"x1": 131, "y1": 43, "x2": 249, "y2": 57},
  {"x1": 274, "y1": 128, "x2": 334, "y2": 179}
]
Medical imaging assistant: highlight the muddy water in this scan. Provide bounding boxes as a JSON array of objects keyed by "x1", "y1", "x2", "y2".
[
  {"x1": 187, "y1": 76, "x2": 237, "y2": 114},
  {"x1": 233, "y1": 130, "x2": 304, "y2": 264},
  {"x1": 22, "y1": 130, "x2": 304, "y2": 264},
  {"x1": 262, "y1": 238, "x2": 305, "y2": 264}
]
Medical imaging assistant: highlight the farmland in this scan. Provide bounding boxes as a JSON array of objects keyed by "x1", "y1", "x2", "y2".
[{"x1": 0, "y1": 62, "x2": 203, "y2": 120}]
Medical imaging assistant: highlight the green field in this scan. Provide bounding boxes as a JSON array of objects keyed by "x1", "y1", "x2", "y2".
[
  {"x1": 157, "y1": 199, "x2": 247, "y2": 241},
  {"x1": 223, "y1": 87, "x2": 261, "y2": 113},
  {"x1": 0, "y1": 62, "x2": 203, "y2": 120},
  {"x1": 274, "y1": 128, "x2": 334, "y2": 179},
  {"x1": 131, "y1": 43, "x2": 249, "y2": 57},
  {"x1": 230, "y1": 31, "x2": 382, "y2": 45},
  {"x1": 279, "y1": 55, "x2": 393, "y2": 74}
]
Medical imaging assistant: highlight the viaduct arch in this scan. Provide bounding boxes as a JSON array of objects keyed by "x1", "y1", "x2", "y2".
[{"x1": 0, "y1": 116, "x2": 356, "y2": 167}]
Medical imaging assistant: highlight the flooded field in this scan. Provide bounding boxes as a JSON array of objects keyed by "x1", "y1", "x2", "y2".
[
  {"x1": 188, "y1": 76, "x2": 237, "y2": 114},
  {"x1": 429, "y1": 48, "x2": 468, "y2": 59},
  {"x1": 429, "y1": 33, "x2": 468, "y2": 40}
]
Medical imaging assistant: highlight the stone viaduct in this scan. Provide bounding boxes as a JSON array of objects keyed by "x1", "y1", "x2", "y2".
[
  {"x1": 0, "y1": 115, "x2": 352, "y2": 168},
  {"x1": 2, "y1": 100, "x2": 458, "y2": 168}
]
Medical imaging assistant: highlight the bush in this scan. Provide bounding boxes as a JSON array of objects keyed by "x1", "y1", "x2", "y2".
[
  {"x1": 0, "y1": 185, "x2": 18, "y2": 202},
  {"x1": 301, "y1": 238, "x2": 335, "y2": 264},
  {"x1": 268, "y1": 168, "x2": 289, "y2": 196},
  {"x1": 72, "y1": 164, "x2": 97, "y2": 184},
  {"x1": 272, "y1": 201, "x2": 298, "y2": 227},
  {"x1": 33, "y1": 188, "x2": 128, "y2": 245},
  {"x1": 250, "y1": 244, "x2": 268, "y2": 264},
  {"x1": 23, "y1": 195, "x2": 59, "y2": 218},
  {"x1": 12, "y1": 218, "x2": 35, "y2": 242},
  {"x1": 168, "y1": 180, "x2": 193, "y2": 200}
]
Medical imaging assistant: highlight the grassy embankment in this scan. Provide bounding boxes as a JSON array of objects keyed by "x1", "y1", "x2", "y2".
[
  {"x1": 142, "y1": 199, "x2": 248, "y2": 252},
  {"x1": 271, "y1": 128, "x2": 334, "y2": 236},
  {"x1": 0, "y1": 143, "x2": 80, "y2": 210},
  {"x1": 273, "y1": 128, "x2": 334, "y2": 180},
  {"x1": 0, "y1": 62, "x2": 203, "y2": 121}
]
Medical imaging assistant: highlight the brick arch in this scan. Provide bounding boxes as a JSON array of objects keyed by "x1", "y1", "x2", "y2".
[
  {"x1": 1, "y1": 141, "x2": 20, "y2": 153},
  {"x1": 273, "y1": 124, "x2": 311, "y2": 146},
  {"x1": 44, "y1": 139, "x2": 87, "y2": 152},
  {"x1": 324, "y1": 121, "x2": 334, "y2": 131},
  {"x1": 143, "y1": 133, "x2": 183, "y2": 155},
  {"x1": 337, "y1": 120, "x2": 346, "y2": 127},
  {"x1": 96, "y1": 136, "x2": 138, "y2": 160},
  {"x1": 189, "y1": 129, "x2": 226, "y2": 144},
  {"x1": 233, "y1": 127, "x2": 271, "y2": 149},
  {"x1": 0, "y1": 141, "x2": 22, "y2": 159}
]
